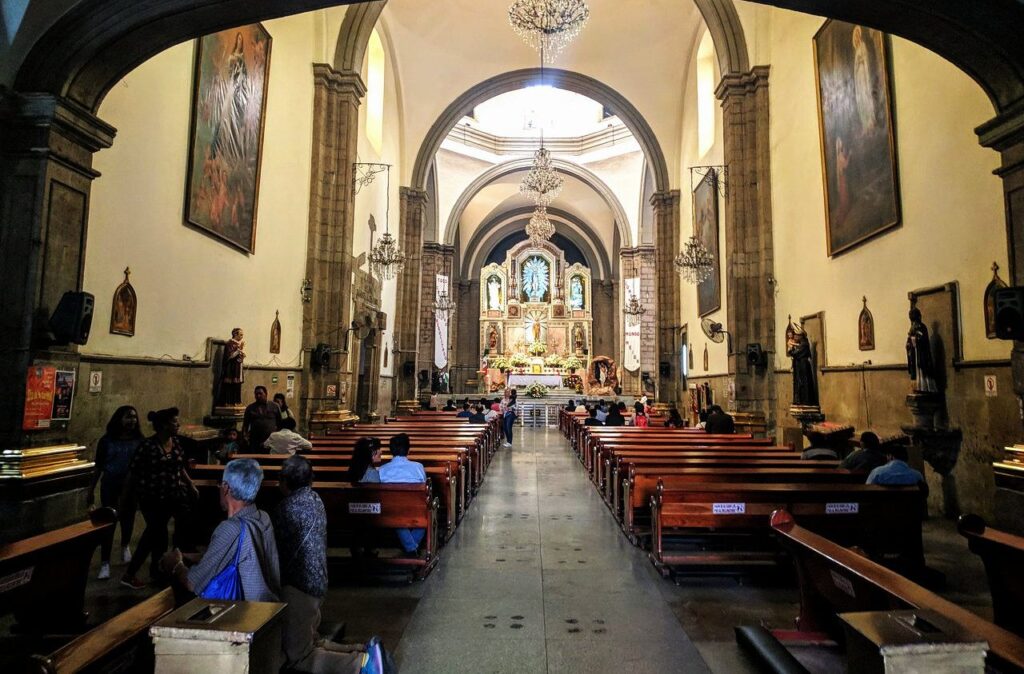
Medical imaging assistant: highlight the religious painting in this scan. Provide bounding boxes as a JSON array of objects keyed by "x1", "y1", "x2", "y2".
[
  {"x1": 814, "y1": 20, "x2": 901, "y2": 256},
  {"x1": 110, "y1": 267, "x2": 137, "y2": 336},
  {"x1": 521, "y1": 256, "x2": 551, "y2": 303},
  {"x1": 553, "y1": 304, "x2": 565, "y2": 318},
  {"x1": 694, "y1": 170, "x2": 720, "y2": 317},
  {"x1": 984, "y1": 262, "x2": 1007, "y2": 339},
  {"x1": 703, "y1": 343, "x2": 709, "y2": 371},
  {"x1": 507, "y1": 304, "x2": 521, "y2": 319},
  {"x1": 858, "y1": 296, "x2": 875, "y2": 351},
  {"x1": 185, "y1": 24, "x2": 272, "y2": 254},
  {"x1": 269, "y1": 310, "x2": 281, "y2": 354}
]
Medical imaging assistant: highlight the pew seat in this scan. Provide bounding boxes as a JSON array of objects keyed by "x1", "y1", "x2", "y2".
[{"x1": 959, "y1": 514, "x2": 1024, "y2": 638}]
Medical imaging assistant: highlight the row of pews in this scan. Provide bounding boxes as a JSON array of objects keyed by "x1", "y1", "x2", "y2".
[{"x1": 559, "y1": 408, "x2": 1024, "y2": 671}]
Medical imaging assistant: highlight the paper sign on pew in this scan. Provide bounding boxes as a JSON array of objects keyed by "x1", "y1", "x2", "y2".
[
  {"x1": 825, "y1": 502, "x2": 859, "y2": 514},
  {"x1": 348, "y1": 503, "x2": 381, "y2": 515},
  {"x1": 712, "y1": 502, "x2": 746, "y2": 514}
]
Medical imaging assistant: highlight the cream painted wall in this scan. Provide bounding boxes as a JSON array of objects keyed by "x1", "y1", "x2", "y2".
[
  {"x1": 85, "y1": 14, "x2": 319, "y2": 369},
  {"x1": 582, "y1": 152, "x2": 644, "y2": 245},
  {"x1": 767, "y1": 9, "x2": 1007, "y2": 367},
  {"x1": 678, "y1": 29, "x2": 728, "y2": 377}
]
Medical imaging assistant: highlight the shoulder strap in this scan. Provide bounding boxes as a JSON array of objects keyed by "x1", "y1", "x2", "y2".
[{"x1": 232, "y1": 518, "x2": 248, "y2": 565}]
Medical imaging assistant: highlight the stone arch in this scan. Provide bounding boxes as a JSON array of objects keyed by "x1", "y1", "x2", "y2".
[
  {"x1": 441, "y1": 157, "x2": 633, "y2": 249},
  {"x1": 333, "y1": 1, "x2": 387, "y2": 73},
  {"x1": 411, "y1": 68, "x2": 671, "y2": 194},
  {"x1": 692, "y1": 0, "x2": 749, "y2": 75}
]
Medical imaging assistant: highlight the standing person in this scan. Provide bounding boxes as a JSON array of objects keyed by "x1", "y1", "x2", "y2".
[
  {"x1": 378, "y1": 434, "x2": 427, "y2": 554},
  {"x1": 243, "y1": 386, "x2": 282, "y2": 452},
  {"x1": 501, "y1": 390, "x2": 518, "y2": 447},
  {"x1": 121, "y1": 408, "x2": 197, "y2": 589},
  {"x1": 274, "y1": 393, "x2": 294, "y2": 423},
  {"x1": 428, "y1": 391, "x2": 440, "y2": 411},
  {"x1": 88, "y1": 406, "x2": 144, "y2": 580}
]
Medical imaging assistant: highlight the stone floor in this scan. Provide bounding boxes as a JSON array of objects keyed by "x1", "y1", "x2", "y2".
[{"x1": 6, "y1": 426, "x2": 994, "y2": 673}]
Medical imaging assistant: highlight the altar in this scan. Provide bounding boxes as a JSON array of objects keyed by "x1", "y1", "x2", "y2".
[{"x1": 507, "y1": 373, "x2": 563, "y2": 389}]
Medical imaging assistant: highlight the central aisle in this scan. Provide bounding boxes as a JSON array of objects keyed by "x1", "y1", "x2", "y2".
[{"x1": 392, "y1": 427, "x2": 710, "y2": 673}]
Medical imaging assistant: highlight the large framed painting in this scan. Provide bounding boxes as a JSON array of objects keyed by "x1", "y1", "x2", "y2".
[
  {"x1": 814, "y1": 20, "x2": 901, "y2": 256},
  {"x1": 695, "y1": 170, "x2": 720, "y2": 317},
  {"x1": 185, "y1": 24, "x2": 272, "y2": 253}
]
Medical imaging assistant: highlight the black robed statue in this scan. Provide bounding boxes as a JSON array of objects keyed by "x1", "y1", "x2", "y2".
[{"x1": 786, "y1": 319, "x2": 818, "y2": 407}]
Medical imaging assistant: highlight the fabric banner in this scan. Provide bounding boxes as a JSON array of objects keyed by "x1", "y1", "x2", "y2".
[
  {"x1": 623, "y1": 278, "x2": 641, "y2": 372},
  {"x1": 434, "y1": 274, "x2": 450, "y2": 369}
]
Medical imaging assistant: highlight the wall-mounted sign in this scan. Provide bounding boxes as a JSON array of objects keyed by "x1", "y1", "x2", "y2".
[
  {"x1": 51, "y1": 370, "x2": 76, "y2": 421},
  {"x1": 984, "y1": 374, "x2": 998, "y2": 397},
  {"x1": 23, "y1": 366, "x2": 56, "y2": 430},
  {"x1": 89, "y1": 371, "x2": 103, "y2": 393}
]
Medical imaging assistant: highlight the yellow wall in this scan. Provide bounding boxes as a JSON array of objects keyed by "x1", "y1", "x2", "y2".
[
  {"x1": 766, "y1": 9, "x2": 1006, "y2": 367},
  {"x1": 85, "y1": 14, "x2": 318, "y2": 368}
]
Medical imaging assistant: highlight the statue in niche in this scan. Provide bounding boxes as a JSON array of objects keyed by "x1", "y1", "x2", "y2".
[
  {"x1": 786, "y1": 317, "x2": 819, "y2": 407},
  {"x1": 269, "y1": 310, "x2": 281, "y2": 354},
  {"x1": 569, "y1": 276, "x2": 584, "y2": 310},
  {"x1": 110, "y1": 267, "x2": 137, "y2": 336},
  {"x1": 487, "y1": 275, "x2": 503, "y2": 311},
  {"x1": 573, "y1": 324, "x2": 584, "y2": 353},
  {"x1": 522, "y1": 256, "x2": 549, "y2": 303},
  {"x1": 217, "y1": 327, "x2": 246, "y2": 407},
  {"x1": 906, "y1": 307, "x2": 939, "y2": 393},
  {"x1": 488, "y1": 325, "x2": 498, "y2": 352}
]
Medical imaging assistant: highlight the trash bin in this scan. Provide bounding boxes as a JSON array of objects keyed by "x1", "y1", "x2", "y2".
[{"x1": 149, "y1": 598, "x2": 286, "y2": 674}]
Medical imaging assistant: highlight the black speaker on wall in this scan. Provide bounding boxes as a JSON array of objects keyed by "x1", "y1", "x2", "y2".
[
  {"x1": 49, "y1": 291, "x2": 94, "y2": 345},
  {"x1": 995, "y1": 287, "x2": 1024, "y2": 341}
]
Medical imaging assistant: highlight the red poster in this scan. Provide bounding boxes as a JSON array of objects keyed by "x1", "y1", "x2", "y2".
[{"x1": 23, "y1": 366, "x2": 56, "y2": 430}]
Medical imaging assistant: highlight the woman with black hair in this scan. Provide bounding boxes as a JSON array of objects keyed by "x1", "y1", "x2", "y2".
[
  {"x1": 88, "y1": 405, "x2": 144, "y2": 579},
  {"x1": 347, "y1": 437, "x2": 382, "y2": 483},
  {"x1": 664, "y1": 407, "x2": 686, "y2": 428},
  {"x1": 121, "y1": 407, "x2": 197, "y2": 589}
]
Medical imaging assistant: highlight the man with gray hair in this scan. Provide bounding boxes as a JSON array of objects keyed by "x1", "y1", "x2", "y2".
[{"x1": 161, "y1": 458, "x2": 280, "y2": 602}]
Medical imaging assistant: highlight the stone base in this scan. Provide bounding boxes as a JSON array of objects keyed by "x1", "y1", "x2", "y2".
[
  {"x1": 905, "y1": 392, "x2": 944, "y2": 430},
  {"x1": 789, "y1": 405, "x2": 825, "y2": 427},
  {"x1": 204, "y1": 413, "x2": 244, "y2": 430}
]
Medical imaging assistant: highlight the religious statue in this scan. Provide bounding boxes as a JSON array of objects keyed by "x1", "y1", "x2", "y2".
[
  {"x1": 906, "y1": 307, "x2": 939, "y2": 393},
  {"x1": 569, "y1": 276, "x2": 584, "y2": 310},
  {"x1": 487, "y1": 275, "x2": 502, "y2": 311},
  {"x1": 218, "y1": 327, "x2": 245, "y2": 407},
  {"x1": 786, "y1": 319, "x2": 819, "y2": 407},
  {"x1": 522, "y1": 256, "x2": 549, "y2": 303},
  {"x1": 532, "y1": 320, "x2": 541, "y2": 344},
  {"x1": 488, "y1": 325, "x2": 498, "y2": 352},
  {"x1": 572, "y1": 324, "x2": 584, "y2": 353}
]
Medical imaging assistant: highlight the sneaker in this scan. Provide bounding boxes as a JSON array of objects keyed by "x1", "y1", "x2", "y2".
[
  {"x1": 97, "y1": 562, "x2": 110, "y2": 580},
  {"x1": 122, "y1": 546, "x2": 132, "y2": 564},
  {"x1": 120, "y1": 575, "x2": 146, "y2": 590},
  {"x1": 360, "y1": 636, "x2": 384, "y2": 674},
  {"x1": 502, "y1": 441, "x2": 512, "y2": 447}
]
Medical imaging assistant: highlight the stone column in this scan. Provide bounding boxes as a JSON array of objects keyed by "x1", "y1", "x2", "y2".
[
  {"x1": 302, "y1": 65, "x2": 365, "y2": 421},
  {"x1": 652, "y1": 191, "x2": 682, "y2": 404},
  {"x1": 393, "y1": 187, "x2": 428, "y2": 404},
  {"x1": 716, "y1": 66, "x2": 777, "y2": 431},
  {"x1": 0, "y1": 93, "x2": 115, "y2": 448}
]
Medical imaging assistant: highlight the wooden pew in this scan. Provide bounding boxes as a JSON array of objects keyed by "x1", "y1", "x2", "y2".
[
  {"x1": 26, "y1": 588, "x2": 175, "y2": 674},
  {"x1": 649, "y1": 482, "x2": 924, "y2": 575},
  {"x1": 313, "y1": 431, "x2": 486, "y2": 486},
  {"x1": 593, "y1": 443, "x2": 796, "y2": 488},
  {"x1": 0, "y1": 508, "x2": 116, "y2": 632},
  {"x1": 772, "y1": 509, "x2": 1024, "y2": 673},
  {"x1": 958, "y1": 514, "x2": 1024, "y2": 637},
  {"x1": 193, "y1": 479, "x2": 440, "y2": 579}
]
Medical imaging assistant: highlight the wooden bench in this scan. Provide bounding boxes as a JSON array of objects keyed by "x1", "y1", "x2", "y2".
[
  {"x1": 0, "y1": 508, "x2": 116, "y2": 632},
  {"x1": 958, "y1": 514, "x2": 1024, "y2": 638},
  {"x1": 26, "y1": 588, "x2": 175, "y2": 673},
  {"x1": 193, "y1": 479, "x2": 440, "y2": 579},
  {"x1": 312, "y1": 433, "x2": 486, "y2": 487},
  {"x1": 310, "y1": 439, "x2": 480, "y2": 495},
  {"x1": 772, "y1": 509, "x2": 1024, "y2": 673},
  {"x1": 650, "y1": 482, "x2": 924, "y2": 575},
  {"x1": 593, "y1": 444, "x2": 797, "y2": 489}
]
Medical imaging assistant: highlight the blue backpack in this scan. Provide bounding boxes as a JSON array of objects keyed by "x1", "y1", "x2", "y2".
[{"x1": 200, "y1": 519, "x2": 247, "y2": 600}]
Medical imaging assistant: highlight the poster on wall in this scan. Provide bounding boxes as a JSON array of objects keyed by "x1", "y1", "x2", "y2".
[
  {"x1": 695, "y1": 170, "x2": 720, "y2": 317},
  {"x1": 184, "y1": 24, "x2": 273, "y2": 254},
  {"x1": 814, "y1": 20, "x2": 901, "y2": 256},
  {"x1": 51, "y1": 370, "x2": 76, "y2": 421},
  {"x1": 23, "y1": 366, "x2": 56, "y2": 430}
]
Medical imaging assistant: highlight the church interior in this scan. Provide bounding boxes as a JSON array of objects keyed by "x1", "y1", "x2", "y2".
[{"x1": 3, "y1": 0, "x2": 1024, "y2": 671}]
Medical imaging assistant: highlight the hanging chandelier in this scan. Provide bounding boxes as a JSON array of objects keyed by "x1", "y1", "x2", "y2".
[
  {"x1": 624, "y1": 292, "x2": 646, "y2": 327},
  {"x1": 674, "y1": 235, "x2": 715, "y2": 285},
  {"x1": 520, "y1": 147, "x2": 564, "y2": 206},
  {"x1": 525, "y1": 206, "x2": 556, "y2": 246},
  {"x1": 364, "y1": 163, "x2": 405, "y2": 280},
  {"x1": 508, "y1": 0, "x2": 590, "y2": 58},
  {"x1": 433, "y1": 289, "x2": 456, "y2": 320}
]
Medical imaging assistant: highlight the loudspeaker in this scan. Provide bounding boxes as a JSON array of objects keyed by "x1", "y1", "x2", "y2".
[
  {"x1": 995, "y1": 287, "x2": 1024, "y2": 340},
  {"x1": 312, "y1": 343, "x2": 331, "y2": 371},
  {"x1": 746, "y1": 343, "x2": 767, "y2": 368},
  {"x1": 659, "y1": 362, "x2": 671, "y2": 377},
  {"x1": 49, "y1": 291, "x2": 94, "y2": 345}
]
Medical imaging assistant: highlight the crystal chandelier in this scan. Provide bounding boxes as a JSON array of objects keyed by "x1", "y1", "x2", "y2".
[
  {"x1": 508, "y1": 0, "x2": 590, "y2": 58},
  {"x1": 525, "y1": 206, "x2": 556, "y2": 246},
  {"x1": 624, "y1": 292, "x2": 646, "y2": 327},
  {"x1": 365, "y1": 164, "x2": 405, "y2": 280},
  {"x1": 674, "y1": 235, "x2": 715, "y2": 285},
  {"x1": 433, "y1": 289, "x2": 456, "y2": 320},
  {"x1": 520, "y1": 147, "x2": 563, "y2": 206}
]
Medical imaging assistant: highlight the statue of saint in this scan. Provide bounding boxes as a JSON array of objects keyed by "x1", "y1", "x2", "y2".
[
  {"x1": 786, "y1": 321, "x2": 819, "y2": 407},
  {"x1": 569, "y1": 277, "x2": 584, "y2": 310},
  {"x1": 218, "y1": 327, "x2": 245, "y2": 406},
  {"x1": 906, "y1": 308, "x2": 939, "y2": 393},
  {"x1": 573, "y1": 324, "x2": 584, "y2": 353},
  {"x1": 487, "y1": 276, "x2": 502, "y2": 311},
  {"x1": 532, "y1": 320, "x2": 541, "y2": 344}
]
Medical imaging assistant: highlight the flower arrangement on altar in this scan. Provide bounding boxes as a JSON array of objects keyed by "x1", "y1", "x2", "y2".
[
  {"x1": 544, "y1": 353, "x2": 564, "y2": 367},
  {"x1": 488, "y1": 355, "x2": 510, "y2": 372},
  {"x1": 526, "y1": 382, "x2": 550, "y2": 398},
  {"x1": 562, "y1": 355, "x2": 583, "y2": 372},
  {"x1": 527, "y1": 341, "x2": 547, "y2": 356},
  {"x1": 509, "y1": 353, "x2": 530, "y2": 368},
  {"x1": 562, "y1": 374, "x2": 583, "y2": 393}
]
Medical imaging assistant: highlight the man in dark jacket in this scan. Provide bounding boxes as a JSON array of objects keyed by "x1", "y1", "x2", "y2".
[
  {"x1": 705, "y1": 405, "x2": 735, "y2": 434},
  {"x1": 841, "y1": 432, "x2": 888, "y2": 472},
  {"x1": 583, "y1": 407, "x2": 603, "y2": 426}
]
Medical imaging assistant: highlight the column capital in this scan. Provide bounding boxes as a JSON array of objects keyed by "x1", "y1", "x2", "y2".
[
  {"x1": 650, "y1": 189, "x2": 681, "y2": 211},
  {"x1": 2, "y1": 92, "x2": 115, "y2": 175},
  {"x1": 400, "y1": 186, "x2": 430, "y2": 205},
  {"x1": 311, "y1": 63, "x2": 367, "y2": 100},
  {"x1": 715, "y1": 65, "x2": 771, "y2": 102}
]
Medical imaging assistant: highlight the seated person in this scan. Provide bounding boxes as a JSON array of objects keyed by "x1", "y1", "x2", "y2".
[
  {"x1": 664, "y1": 407, "x2": 685, "y2": 428},
  {"x1": 468, "y1": 405, "x2": 487, "y2": 423},
  {"x1": 483, "y1": 403, "x2": 499, "y2": 423},
  {"x1": 347, "y1": 437, "x2": 382, "y2": 483},
  {"x1": 842, "y1": 431, "x2": 888, "y2": 472},
  {"x1": 442, "y1": 399, "x2": 457, "y2": 411},
  {"x1": 565, "y1": 399, "x2": 577, "y2": 411},
  {"x1": 605, "y1": 405, "x2": 625, "y2": 427},
  {"x1": 161, "y1": 458, "x2": 280, "y2": 602},
  {"x1": 866, "y1": 444, "x2": 925, "y2": 486},
  {"x1": 705, "y1": 405, "x2": 735, "y2": 434},
  {"x1": 264, "y1": 417, "x2": 313, "y2": 455},
  {"x1": 215, "y1": 426, "x2": 241, "y2": 463},
  {"x1": 595, "y1": 401, "x2": 608, "y2": 423},
  {"x1": 455, "y1": 402, "x2": 473, "y2": 418},
  {"x1": 574, "y1": 400, "x2": 587, "y2": 413},
  {"x1": 274, "y1": 455, "x2": 384, "y2": 674},
  {"x1": 491, "y1": 398, "x2": 502, "y2": 412},
  {"x1": 695, "y1": 410, "x2": 708, "y2": 430},
  {"x1": 802, "y1": 445, "x2": 839, "y2": 461},
  {"x1": 583, "y1": 407, "x2": 603, "y2": 426},
  {"x1": 634, "y1": 407, "x2": 649, "y2": 428},
  {"x1": 378, "y1": 434, "x2": 427, "y2": 554}
]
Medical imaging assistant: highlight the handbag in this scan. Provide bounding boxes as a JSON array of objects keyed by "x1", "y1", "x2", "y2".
[{"x1": 199, "y1": 519, "x2": 247, "y2": 600}]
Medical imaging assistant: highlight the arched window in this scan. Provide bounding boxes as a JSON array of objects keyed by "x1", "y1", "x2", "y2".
[
  {"x1": 696, "y1": 30, "x2": 716, "y2": 158},
  {"x1": 366, "y1": 29, "x2": 385, "y2": 154}
]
